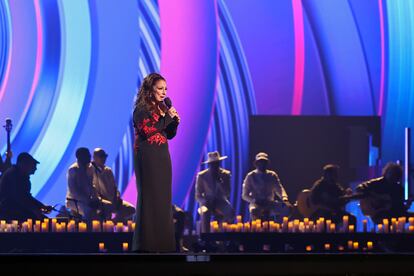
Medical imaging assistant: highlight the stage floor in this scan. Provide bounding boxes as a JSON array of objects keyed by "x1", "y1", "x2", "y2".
[{"x1": 1, "y1": 253, "x2": 413, "y2": 275}]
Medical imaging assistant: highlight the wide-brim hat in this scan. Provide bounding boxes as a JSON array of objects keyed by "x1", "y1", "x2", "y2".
[
  {"x1": 202, "y1": 151, "x2": 228, "y2": 164},
  {"x1": 254, "y1": 152, "x2": 269, "y2": 163}
]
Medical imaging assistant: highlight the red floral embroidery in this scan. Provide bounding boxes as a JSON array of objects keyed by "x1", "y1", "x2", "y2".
[
  {"x1": 134, "y1": 113, "x2": 167, "y2": 147},
  {"x1": 137, "y1": 118, "x2": 157, "y2": 136},
  {"x1": 147, "y1": 132, "x2": 167, "y2": 145},
  {"x1": 152, "y1": 112, "x2": 160, "y2": 122}
]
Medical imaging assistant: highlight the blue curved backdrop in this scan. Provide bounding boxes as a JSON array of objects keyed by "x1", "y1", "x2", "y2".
[{"x1": 0, "y1": 0, "x2": 413, "y2": 215}]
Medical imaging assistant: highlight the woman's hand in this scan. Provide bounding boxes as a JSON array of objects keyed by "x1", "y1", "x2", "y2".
[{"x1": 168, "y1": 107, "x2": 180, "y2": 123}]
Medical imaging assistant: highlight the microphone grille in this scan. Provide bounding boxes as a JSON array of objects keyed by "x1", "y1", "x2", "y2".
[{"x1": 164, "y1": 97, "x2": 172, "y2": 109}]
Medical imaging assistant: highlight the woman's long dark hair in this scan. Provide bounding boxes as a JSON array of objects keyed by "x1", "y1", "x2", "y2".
[{"x1": 134, "y1": 73, "x2": 166, "y2": 114}]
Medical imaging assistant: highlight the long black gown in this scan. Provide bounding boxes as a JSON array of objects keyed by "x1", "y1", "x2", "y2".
[{"x1": 132, "y1": 106, "x2": 178, "y2": 252}]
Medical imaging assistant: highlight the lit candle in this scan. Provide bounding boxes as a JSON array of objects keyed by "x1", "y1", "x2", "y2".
[
  {"x1": 79, "y1": 222, "x2": 87, "y2": 233},
  {"x1": 409, "y1": 217, "x2": 414, "y2": 227},
  {"x1": 115, "y1": 222, "x2": 124, "y2": 233},
  {"x1": 362, "y1": 220, "x2": 368, "y2": 232},
  {"x1": 275, "y1": 223, "x2": 280, "y2": 233},
  {"x1": 244, "y1": 222, "x2": 250, "y2": 232},
  {"x1": 99, "y1": 242, "x2": 105, "y2": 252},
  {"x1": 377, "y1": 224, "x2": 383, "y2": 233},
  {"x1": 326, "y1": 220, "x2": 332, "y2": 233},
  {"x1": 34, "y1": 221, "x2": 41, "y2": 232},
  {"x1": 21, "y1": 222, "x2": 29, "y2": 233},
  {"x1": 353, "y1": 242, "x2": 359, "y2": 250},
  {"x1": 67, "y1": 221, "x2": 75, "y2": 232},
  {"x1": 127, "y1": 220, "x2": 134, "y2": 232},
  {"x1": 282, "y1": 217, "x2": 289, "y2": 232},
  {"x1": 305, "y1": 245, "x2": 313, "y2": 252},
  {"x1": 391, "y1": 218, "x2": 397, "y2": 233},
  {"x1": 293, "y1": 220, "x2": 300, "y2": 233},
  {"x1": 347, "y1": 240, "x2": 353, "y2": 250},
  {"x1": 288, "y1": 222, "x2": 293, "y2": 233},
  {"x1": 51, "y1": 219, "x2": 57, "y2": 232},
  {"x1": 299, "y1": 222, "x2": 305, "y2": 233},
  {"x1": 41, "y1": 222, "x2": 48, "y2": 232},
  {"x1": 367, "y1": 241, "x2": 373, "y2": 250},
  {"x1": 92, "y1": 220, "x2": 101, "y2": 232},
  {"x1": 308, "y1": 221, "x2": 314, "y2": 233},
  {"x1": 122, "y1": 243, "x2": 129, "y2": 252},
  {"x1": 348, "y1": 225, "x2": 355, "y2": 233},
  {"x1": 409, "y1": 225, "x2": 414, "y2": 233},
  {"x1": 236, "y1": 215, "x2": 242, "y2": 223},
  {"x1": 324, "y1": 243, "x2": 331, "y2": 251},
  {"x1": 330, "y1": 223, "x2": 336, "y2": 233},
  {"x1": 343, "y1": 215, "x2": 349, "y2": 232}
]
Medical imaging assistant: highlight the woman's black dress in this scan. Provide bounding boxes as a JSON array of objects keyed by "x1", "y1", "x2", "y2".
[{"x1": 132, "y1": 107, "x2": 178, "y2": 252}]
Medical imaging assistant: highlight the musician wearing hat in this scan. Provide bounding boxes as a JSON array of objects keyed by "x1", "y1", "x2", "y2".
[
  {"x1": 242, "y1": 152, "x2": 291, "y2": 221},
  {"x1": 0, "y1": 152, "x2": 53, "y2": 220},
  {"x1": 195, "y1": 151, "x2": 235, "y2": 233},
  {"x1": 91, "y1": 148, "x2": 135, "y2": 221}
]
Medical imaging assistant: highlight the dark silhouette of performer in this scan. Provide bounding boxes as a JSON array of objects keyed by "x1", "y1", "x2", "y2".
[
  {"x1": 356, "y1": 162, "x2": 411, "y2": 224},
  {"x1": 132, "y1": 73, "x2": 180, "y2": 252},
  {"x1": 311, "y1": 164, "x2": 356, "y2": 225},
  {"x1": 195, "y1": 151, "x2": 235, "y2": 233},
  {"x1": 0, "y1": 152, "x2": 52, "y2": 220}
]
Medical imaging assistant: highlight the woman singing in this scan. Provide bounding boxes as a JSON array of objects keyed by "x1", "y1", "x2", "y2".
[{"x1": 132, "y1": 73, "x2": 180, "y2": 252}]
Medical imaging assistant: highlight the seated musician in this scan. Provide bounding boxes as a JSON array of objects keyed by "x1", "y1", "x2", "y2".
[
  {"x1": 91, "y1": 148, "x2": 135, "y2": 222},
  {"x1": 195, "y1": 151, "x2": 235, "y2": 233},
  {"x1": 66, "y1": 147, "x2": 112, "y2": 221},
  {"x1": 356, "y1": 162, "x2": 410, "y2": 224},
  {"x1": 0, "y1": 152, "x2": 52, "y2": 220},
  {"x1": 310, "y1": 164, "x2": 356, "y2": 224},
  {"x1": 242, "y1": 152, "x2": 292, "y2": 222}
]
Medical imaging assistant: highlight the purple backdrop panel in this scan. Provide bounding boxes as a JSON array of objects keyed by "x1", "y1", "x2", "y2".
[
  {"x1": 224, "y1": 0, "x2": 295, "y2": 115},
  {"x1": 159, "y1": 0, "x2": 219, "y2": 204}
]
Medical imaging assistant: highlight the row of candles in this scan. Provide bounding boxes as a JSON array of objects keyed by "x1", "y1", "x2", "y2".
[
  {"x1": 305, "y1": 240, "x2": 374, "y2": 252},
  {"x1": 0, "y1": 219, "x2": 136, "y2": 233},
  {"x1": 209, "y1": 216, "x2": 414, "y2": 233}
]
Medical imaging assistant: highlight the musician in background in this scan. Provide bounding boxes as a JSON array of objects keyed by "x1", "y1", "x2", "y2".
[
  {"x1": 195, "y1": 151, "x2": 235, "y2": 233},
  {"x1": 310, "y1": 164, "x2": 355, "y2": 224},
  {"x1": 356, "y1": 162, "x2": 410, "y2": 224},
  {"x1": 0, "y1": 152, "x2": 52, "y2": 220},
  {"x1": 91, "y1": 148, "x2": 135, "y2": 221},
  {"x1": 66, "y1": 147, "x2": 112, "y2": 221},
  {"x1": 242, "y1": 152, "x2": 292, "y2": 222}
]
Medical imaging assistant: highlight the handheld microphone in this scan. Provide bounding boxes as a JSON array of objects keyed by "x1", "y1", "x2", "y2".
[
  {"x1": 164, "y1": 97, "x2": 172, "y2": 110},
  {"x1": 164, "y1": 97, "x2": 179, "y2": 122}
]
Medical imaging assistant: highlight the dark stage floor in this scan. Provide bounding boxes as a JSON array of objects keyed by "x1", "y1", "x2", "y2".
[{"x1": 1, "y1": 252, "x2": 414, "y2": 275}]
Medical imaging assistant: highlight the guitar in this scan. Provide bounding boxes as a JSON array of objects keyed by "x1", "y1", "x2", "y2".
[
  {"x1": 358, "y1": 192, "x2": 392, "y2": 218},
  {"x1": 296, "y1": 189, "x2": 353, "y2": 218}
]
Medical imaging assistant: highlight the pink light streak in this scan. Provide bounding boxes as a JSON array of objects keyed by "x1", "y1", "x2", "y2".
[
  {"x1": 24, "y1": 0, "x2": 43, "y2": 114},
  {"x1": 0, "y1": 3, "x2": 13, "y2": 103},
  {"x1": 378, "y1": 0, "x2": 386, "y2": 116},
  {"x1": 291, "y1": 0, "x2": 305, "y2": 115}
]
